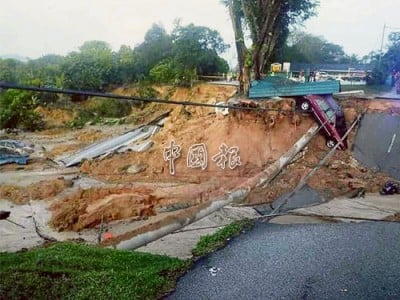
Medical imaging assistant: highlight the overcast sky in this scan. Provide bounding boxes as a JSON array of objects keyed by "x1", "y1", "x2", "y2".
[{"x1": 1, "y1": 0, "x2": 399, "y2": 62}]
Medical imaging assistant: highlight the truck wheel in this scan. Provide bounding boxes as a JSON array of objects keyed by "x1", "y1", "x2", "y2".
[
  {"x1": 300, "y1": 100, "x2": 310, "y2": 111},
  {"x1": 326, "y1": 139, "x2": 336, "y2": 148}
]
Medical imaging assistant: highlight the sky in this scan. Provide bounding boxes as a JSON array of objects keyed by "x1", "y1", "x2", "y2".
[{"x1": 1, "y1": 0, "x2": 399, "y2": 63}]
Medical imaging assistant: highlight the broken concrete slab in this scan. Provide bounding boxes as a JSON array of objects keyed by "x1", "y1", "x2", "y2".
[
  {"x1": 255, "y1": 184, "x2": 323, "y2": 215},
  {"x1": 290, "y1": 194, "x2": 400, "y2": 222},
  {"x1": 0, "y1": 199, "x2": 98, "y2": 252}
]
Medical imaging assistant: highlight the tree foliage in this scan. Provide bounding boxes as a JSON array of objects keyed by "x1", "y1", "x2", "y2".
[
  {"x1": 172, "y1": 23, "x2": 229, "y2": 77},
  {"x1": 384, "y1": 32, "x2": 400, "y2": 72},
  {"x1": 138, "y1": 22, "x2": 229, "y2": 85},
  {"x1": 0, "y1": 23, "x2": 229, "y2": 91},
  {"x1": 281, "y1": 31, "x2": 353, "y2": 64},
  {"x1": 0, "y1": 59, "x2": 21, "y2": 83},
  {"x1": 222, "y1": 0, "x2": 319, "y2": 91},
  {"x1": 364, "y1": 31, "x2": 400, "y2": 84},
  {"x1": 62, "y1": 41, "x2": 114, "y2": 90},
  {"x1": 0, "y1": 90, "x2": 43, "y2": 130},
  {"x1": 133, "y1": 24, "x2": 173, "y2": 80}
]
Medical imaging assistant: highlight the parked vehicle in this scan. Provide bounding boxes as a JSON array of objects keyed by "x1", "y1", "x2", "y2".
[
  {"x1": 0, "y1": 148, "x2": 29, "y2": 165},
  {"x1": 0, "y1": 139, "x2": 35, "y2": 154},
  {"x1": 297, "y1": 94, "x2": 348, "y2": 149}
]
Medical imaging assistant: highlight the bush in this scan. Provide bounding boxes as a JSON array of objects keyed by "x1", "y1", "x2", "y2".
[
  {"x1": 136, "y1": 82, "x2": 160, "y2": 99},
  {"x1": 68, "y1": 98, "x2": 132, "y2": 128},
  {"x1": 150, "y1": 60, "x2": 178, "y2": 84},
  {"x1": 0, "y1": 90, "x2": 44, "y2": 130},
  {"x1": 86, "y1": 98, "x2": 132, "y2": 118}
]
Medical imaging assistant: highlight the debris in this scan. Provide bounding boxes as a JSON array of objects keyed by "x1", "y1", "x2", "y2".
[
  {"x1": 380, "y1": 181, "x2": 400, "y2": 195},
  {"x1": 60, "y1": 113, "x2": 168, "y2": 167},
  {"x1": 126, "y1": 163, "x2": 148, "y2": 174},
  {"x1": 347, "y1": 188, "x2": 366, "y2": 198},
  {"x1": 215, "y1": 101, "x2": 229, "y2": 117},
  {"x1": 208, "y1": 267, "x2": 221, "y2": 276},
  {"x1": 0, "y1": 139, "x2": 35, "y2": 154},
  {"x1": 103, "y1": 231, "x2": 114, "y2": 240},
  {"x1": 0, "y1": 210, "x2": 11, "y2": 220},
  {"x1": 0, "y1": 148, "x2": 29, "y2": 165}
]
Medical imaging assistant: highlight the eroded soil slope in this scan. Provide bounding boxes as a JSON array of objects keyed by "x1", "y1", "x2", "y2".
[{"x1": 2, "y1": 84, "x2": 400, "y2": 232}]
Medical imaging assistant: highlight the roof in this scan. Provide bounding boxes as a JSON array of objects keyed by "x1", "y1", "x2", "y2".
[{"x1": 248, "y1": 76, "x2": 340, "y2": 98}]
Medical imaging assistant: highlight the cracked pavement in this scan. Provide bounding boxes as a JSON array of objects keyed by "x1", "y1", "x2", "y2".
[{"x1": 170, "y1": 221, "x2": 400, "y2": 299}]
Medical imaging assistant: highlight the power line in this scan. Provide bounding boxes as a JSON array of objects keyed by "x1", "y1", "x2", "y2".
[{"x1": 0, "y1": 82, "x2": 304, "y2": 113}]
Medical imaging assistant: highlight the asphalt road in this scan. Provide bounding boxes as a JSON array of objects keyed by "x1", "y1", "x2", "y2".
[{"x1": 169, "y1": 222, "x2": 400, "y2": 299}]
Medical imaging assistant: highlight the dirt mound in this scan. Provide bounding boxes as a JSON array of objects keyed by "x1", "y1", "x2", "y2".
[
  {"x1": 50, "y1": 186, "x2": 155, "y2": 231},
  {"x1": 53, "y1": 90, "x2": 320, "y2": 231},
  {"x1": 49, "y1": 176, "x2": 246, "y2": 231},
  {"x1": 83, "y1": 90, "x2": 312, "y2": 183},
  {"x1": 35, "y1": 106, "x2": 74, "y2": 128}
]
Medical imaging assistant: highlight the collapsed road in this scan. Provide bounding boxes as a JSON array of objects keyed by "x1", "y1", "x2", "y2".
[
  {"x1": 353, "y1": 113, "x2": 400, "y2": 180},
  {"x1": 1, "y1": 82, "x2": 400, "y2": 259}
]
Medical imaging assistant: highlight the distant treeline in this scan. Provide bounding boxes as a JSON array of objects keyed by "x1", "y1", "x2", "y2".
[{"x1": 0, "y1": 23, "x2": 230, "y2": 91}]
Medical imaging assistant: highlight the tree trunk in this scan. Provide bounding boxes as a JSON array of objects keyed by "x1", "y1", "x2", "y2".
[{"x1": 228, "y1": 0, "x2": 247, "y2": 94}]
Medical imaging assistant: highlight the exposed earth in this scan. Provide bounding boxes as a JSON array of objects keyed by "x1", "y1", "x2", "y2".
[{"x1": 1, "y1": 83, "x2": 400, "y2": 256}]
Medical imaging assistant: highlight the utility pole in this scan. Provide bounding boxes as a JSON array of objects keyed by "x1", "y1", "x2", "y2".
[{"x1": 378, "y1": 23, "x2": 386, "y2": 69}]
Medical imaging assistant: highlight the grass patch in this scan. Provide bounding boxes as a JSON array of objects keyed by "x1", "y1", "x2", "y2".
[
  {"x1": 192, "y1": 219, "x2": 254, "y2": 257},
  {"x1": 0, "y1": 220, "x2": 254, "y2": 299},
  {"x1": 0, "y1": 242, "x2": 188, "y2": 299}
]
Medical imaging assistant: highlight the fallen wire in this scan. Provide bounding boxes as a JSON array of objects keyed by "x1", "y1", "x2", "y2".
[
  {"x1": 0, "y1": 82, "x2": 308, "y2": 113},
  {"x1": 28, "y1": 199, "x2": 57, "y2": 242},
  {"x1": 5, "y1": 219, "x2": 26, "y2": 229}
]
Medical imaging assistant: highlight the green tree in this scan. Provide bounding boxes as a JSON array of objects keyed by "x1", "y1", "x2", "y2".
[
  {"x1": 149, "y1": 59, "x2": 178, "y2": 84},
  {"x1": 21, "y1": 54, "x2": 65, "y2": 87},
  {"x1": 383, "y1": 32, "x2": 400, "y2": 71},
  {"x1": 133, "y1": 24, "x2": 173, "y2": 79},
  {"x1": 282, "y1": 31, "x2": 351, "y2": 63},
  {"x1": 222, "y1": 0, "x2": 318, "y2": 92},
  {"x1": 367, "y1": 32, "x2": 400, "y2": 85},
  {"x1": 63, "y1": 41, "x2": 113, "y2": 90},
  {"x1": 171, "y1": 22, "x2": 229, "y2": 79},
  {"x1": 0, "y1": 58, "x2": 22, "y2": 83},
  {"x1": 115, "y1": 45, "x2": 136, "y2": 84},
  {"x1": 140, "y1": 22, "x2": 229, "y2": 85}
]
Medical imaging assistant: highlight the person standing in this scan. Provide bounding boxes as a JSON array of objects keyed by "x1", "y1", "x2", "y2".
[{"x1": 395, "y1": 71, "x2": 400, "y2": 94}]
